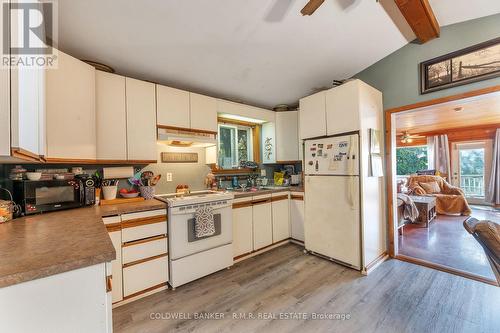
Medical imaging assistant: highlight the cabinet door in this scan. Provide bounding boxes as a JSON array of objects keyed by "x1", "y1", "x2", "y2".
[
  {"x1": 233, "y1": 205, "x2": 253, "y2": 257},
  {"x1": 326, "y1": 81, "x2": 360, "y2": 135},
  {"x1": 261, "y1": 122, "x2": 276, "y2": 164},
  {"x1": 0, "y1": 1, "x2": 8, "y2": 156},
  {"x1": 108, "y1": 231, "x2": 123, "y2": 303},
  {"x1": 299, "y1": 91, "x2": 326, "y2": 139},
  {"x1": 252, "y1": 201, "x2": 273, "y2": 250},
  {"x1": 290, "y1": 196, "x2": 305, "y2": 242},
  {"x1": 46, "y1": 51, "x2": 96, "y2": 159},
  {"x1": 96, "y1": 71, "x2": 127, "y2": 160},
  {"x1": 272, "y1": 196, "x2": 290, "y2": 242},
  {"x1": 276, "y1": 111, "x2": 299, "y2": 162},
  {"x1": 190, "y1": 93, "x2": 217, "y2": 132},
  {"x1": 126, "y1": 78, "x2": 157, "y2": 161},
  {"x1": 156, "y1": 85, "x2": 190, "y2": 128}
]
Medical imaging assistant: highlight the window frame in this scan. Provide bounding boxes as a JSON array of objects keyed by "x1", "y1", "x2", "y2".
[
  {"x1": 217, "y1": 123, "x2": 253, "y2": 168},
  {"x1": 396, "y1": 145, "x2": 429, "y2": 176}
]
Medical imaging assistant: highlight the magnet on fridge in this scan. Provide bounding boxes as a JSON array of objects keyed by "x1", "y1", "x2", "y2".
[
  {"x1": 312, "y1": 153, "x2": 316, "y2": 157},
  {"x1": 308, "y1": 161, "x2": 313, "y2": 165},
  {"x1": 327, "y1": 144, "x2": 333, "y2": 149},
  {"x1": 310, "y1": 147, "x2": 316, "y2": 151},
  {"x1": 317, "y1": 150, "x2": 323, "y2": 156},
  {"x1": 318, "y1": 144, "x2": 324, "y2": 148}
]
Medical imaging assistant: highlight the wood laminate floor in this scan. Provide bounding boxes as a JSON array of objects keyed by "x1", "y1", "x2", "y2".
[
  {"x1": 113, "y1": 244, "x2": 500, "y2": 333},
  {"x1": 399, "y1": 206, "x2": 499, "y2": 281}
]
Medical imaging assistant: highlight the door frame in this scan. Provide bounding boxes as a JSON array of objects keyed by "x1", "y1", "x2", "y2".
[{"x1": 384, "y1": 84, "x2": 500, "y2": 286}]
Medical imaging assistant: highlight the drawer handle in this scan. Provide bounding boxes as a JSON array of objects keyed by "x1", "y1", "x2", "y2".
[
  {"x1": 252, "y1": 199, "x2": 272, "y2": 205},
  {"x1": 122, "y1": 234, "x2": 167, "y2": 247},
  {"x1": 123, "y1": 252, "x2": 168, "y2": 268},
  {"x1": 122, "y1": 215, "x2": 167, "y2": 229},
  {"x1": 106, "y1": 275, "x2": 112, "y2": 292}
]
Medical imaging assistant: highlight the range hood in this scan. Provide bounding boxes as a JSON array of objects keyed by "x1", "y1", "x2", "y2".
[{"x1": 157, "y1": 127, "x2": 217, "y2": 148}]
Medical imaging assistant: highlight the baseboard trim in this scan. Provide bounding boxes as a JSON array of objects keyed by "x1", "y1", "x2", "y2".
[
  {"x1": 396, "y1": 254, "x2": 498, "y2": 287},
  {"x1": 234, "y1": 239, "x2": 291, "y2": 263},
  {"x1": 363, "y1": 252, "x2": 389, "y2": 275},
  {"x1": 113, "y1": 283, "x2": 168, "y2": 308}
]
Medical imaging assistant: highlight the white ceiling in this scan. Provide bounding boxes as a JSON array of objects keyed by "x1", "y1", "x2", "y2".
[{"x1": 55, "y1": 0, "x2": 500, "y2": 109}]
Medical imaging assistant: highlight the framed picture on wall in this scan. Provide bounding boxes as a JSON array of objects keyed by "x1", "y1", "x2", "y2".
[{"x1": 420, "y1": 37, "x2": 500, "y2": 94}]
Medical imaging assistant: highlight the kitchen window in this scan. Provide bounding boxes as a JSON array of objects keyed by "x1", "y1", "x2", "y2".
[{"x1": 218, "y1": 124, "x2": 253, "y2": 168}]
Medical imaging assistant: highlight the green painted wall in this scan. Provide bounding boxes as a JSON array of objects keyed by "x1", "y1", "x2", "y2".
[{"x1": 354, "y1": 13, "x2": 500, "y2": 110}]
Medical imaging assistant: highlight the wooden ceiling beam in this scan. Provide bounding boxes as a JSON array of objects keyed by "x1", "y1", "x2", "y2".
[
  {"x1": 394, "y1": 0, "x2": 440, "y2": 43},
  {"x1": 301, "y1": 0, "x2": 325, "y2": 16}
]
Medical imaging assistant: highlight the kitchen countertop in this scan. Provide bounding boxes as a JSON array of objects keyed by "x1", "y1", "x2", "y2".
[
  {"x1": 230, "y1": 186, "x2": 304, "y2": 199},
  {"x1": 0, "y1": 199, "x2": 166, "y2": 289}
]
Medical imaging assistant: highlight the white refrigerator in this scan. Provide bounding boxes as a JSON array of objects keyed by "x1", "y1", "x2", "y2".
[{"x1": 304, "y1": 133, "x2": 361, "y2": 270}]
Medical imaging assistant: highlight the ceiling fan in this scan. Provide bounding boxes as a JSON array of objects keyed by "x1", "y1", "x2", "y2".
[{"x1": 399, "y1": 131, "x2": 425, "y2": 144}]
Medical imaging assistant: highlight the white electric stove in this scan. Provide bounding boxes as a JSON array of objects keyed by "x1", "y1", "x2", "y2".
[{"x1": 155, "y1": 191, "x2": 234, "y2": 288}]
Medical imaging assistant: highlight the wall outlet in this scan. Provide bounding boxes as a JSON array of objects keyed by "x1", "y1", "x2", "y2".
[
  {"x1": 260, "y1": 169, "x2": 266, "y2": 177},
  {"x1": 166, "y1": 173, "x2": 173, "y2": 182}
]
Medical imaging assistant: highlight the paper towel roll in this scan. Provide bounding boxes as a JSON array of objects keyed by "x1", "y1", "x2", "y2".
[{"x1": 103, "y1": 166, "x2": 134, "y2": 179}]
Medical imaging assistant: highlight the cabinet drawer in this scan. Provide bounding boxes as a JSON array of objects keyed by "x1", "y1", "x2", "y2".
[
  {"x1": 123, "y1": 255, "x2": 168, "y2": 297},
  {"x1": 121, "y1": 209, "x2": 167, "y2": 221},
  {"x1": 122, "y1": 236, "x2": 168, "y2": 265},
  {"x1": 122, "y1": 221, "x2": 167, "y2": 243}
]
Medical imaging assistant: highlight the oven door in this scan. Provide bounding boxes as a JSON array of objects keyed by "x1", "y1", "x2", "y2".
[
  {"x1": 23, "y1": 179, "x2": 84, "y2": 214},
  {"x1": 168, "y1": 201, "x2": 233, "y2": 260}
]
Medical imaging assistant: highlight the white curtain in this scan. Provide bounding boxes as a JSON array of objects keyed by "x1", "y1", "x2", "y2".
[
  {"x1": 487, "y1": 129, "x2": 500, "y2": 205},
  {"x1": 427, "y1": 134, "x2": 451, "y2": 178}
]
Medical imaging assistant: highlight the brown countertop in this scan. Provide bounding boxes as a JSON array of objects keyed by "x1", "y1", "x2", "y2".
[
  {"x1": 0, "y1": 199, "x2": 166, "y2": 289},
  {"x1": 231, "y1": 186, "x2": 304, "y2": 199}
]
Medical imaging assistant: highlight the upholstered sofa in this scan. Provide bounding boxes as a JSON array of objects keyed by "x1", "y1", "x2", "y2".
[{"x1": 408, "y1": 175, "x2": 472, "y2": 216}]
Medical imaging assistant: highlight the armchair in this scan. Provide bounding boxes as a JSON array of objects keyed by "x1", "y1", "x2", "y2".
[{"x1": 408, "y1": 175, "x2": 472, "y2": 216}]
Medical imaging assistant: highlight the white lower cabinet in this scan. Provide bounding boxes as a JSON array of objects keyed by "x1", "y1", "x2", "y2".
[
  {"x1": 123, "y1": 255, "x2": 168, "y2": 297},
  {"x1": 290, "y1": 193, "x2": 305, "y2": 242},
  {"x1": 252, "y1": 197, "x2": 273, "y2": 250},
  {"x1": 271, "y1": 194, "x2": 290, "y2": 242},
  {"x1": 232, "y1": 204, "x2": 253, "y2": 257},
  {"x1": 122, "y1": 236, "x2": 168, "y2": 264}
]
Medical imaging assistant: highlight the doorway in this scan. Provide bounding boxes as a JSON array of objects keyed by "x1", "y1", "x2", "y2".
[
  {"x1": 385, "y1": 86, "x2": 500, "y2": 286},
  {"x1": 451, "y1": 141, "x2": 493, "y2": 205}
]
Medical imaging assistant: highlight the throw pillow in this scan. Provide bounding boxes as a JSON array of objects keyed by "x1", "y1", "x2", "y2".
[{"x1": 419, "y1": 181, "x2": 441, "y2": 194}]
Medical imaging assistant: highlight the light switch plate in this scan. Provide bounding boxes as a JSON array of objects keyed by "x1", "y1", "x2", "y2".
[
  {"x1": 166, "y1": 173, "x2": 173, "y2": 182},
  {"x1": 260, "y1": 169, "x2": 266, "y2": 177}
]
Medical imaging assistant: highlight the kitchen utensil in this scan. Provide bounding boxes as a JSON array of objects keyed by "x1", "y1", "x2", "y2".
[
  {"x1": 26, "y1": 172, "x2": 42, "y2": 181},
  {"x1": 239, "y1": 184, "x2": 247, "y2": 192},
  {"x1": 150, "y1": 174, "x2": 161, "y2": 186},
  {"x1": 102, "y1": 185, "x2": 118, "y2": 200}
]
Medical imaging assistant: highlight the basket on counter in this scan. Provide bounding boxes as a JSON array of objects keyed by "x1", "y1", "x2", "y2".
[{"x1": 139, "y1": 186, "x2": 155, "y2": 200}]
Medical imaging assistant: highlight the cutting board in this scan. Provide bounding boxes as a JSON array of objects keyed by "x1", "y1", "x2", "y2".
[{"x1": 100, "y1": 197, "x2": 145, "y2": 206}]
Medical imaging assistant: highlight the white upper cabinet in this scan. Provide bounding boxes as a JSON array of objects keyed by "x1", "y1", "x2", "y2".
[
  {"x1": 0, "y1": 5, "x2": 10, "y2": 157},
  {"x1": 261, "y1": 122, "x2": 276, "y2": 164},
  {"x1": 190, "y1": 92, "x2": 217, "y2": 132},
  {"x1": 7, "y1": 3, "x2": 45, "y2": 158},
  {"x1": 126, "y1": 78, "x2": 157, "y2": 161},
  {"x1": 156, "y1": 85, "x2": 190, "y2": 128},
  {"x1": 326, "y1": 80, "x2": 360, "y2": 135},
  {"x1": 95, "y1": 71, "x2": 127, "y2": 160},
  {"x1": 299, "y1": 91, "x2": 326, "y2": 139},
  {"x1": 46, "y1": 51, "x2": 96, "y2": 159},
  {"x1": 275, "y1": 111, "x2": 299, "y2": 162}
]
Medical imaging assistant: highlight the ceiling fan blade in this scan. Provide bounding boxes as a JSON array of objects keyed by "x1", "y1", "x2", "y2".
[{"x1": 301, "y1": 0, "x2": 325, "y2": 16}]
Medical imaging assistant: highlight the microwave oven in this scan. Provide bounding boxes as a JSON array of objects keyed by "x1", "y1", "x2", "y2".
[{"x1": 13, "y1": 177, "x2": 95, "y2": 215}]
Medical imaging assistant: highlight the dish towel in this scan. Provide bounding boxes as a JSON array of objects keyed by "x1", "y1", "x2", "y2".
[{"x1": 195, "y1": 206, "x2": 216, "y2": 238}]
